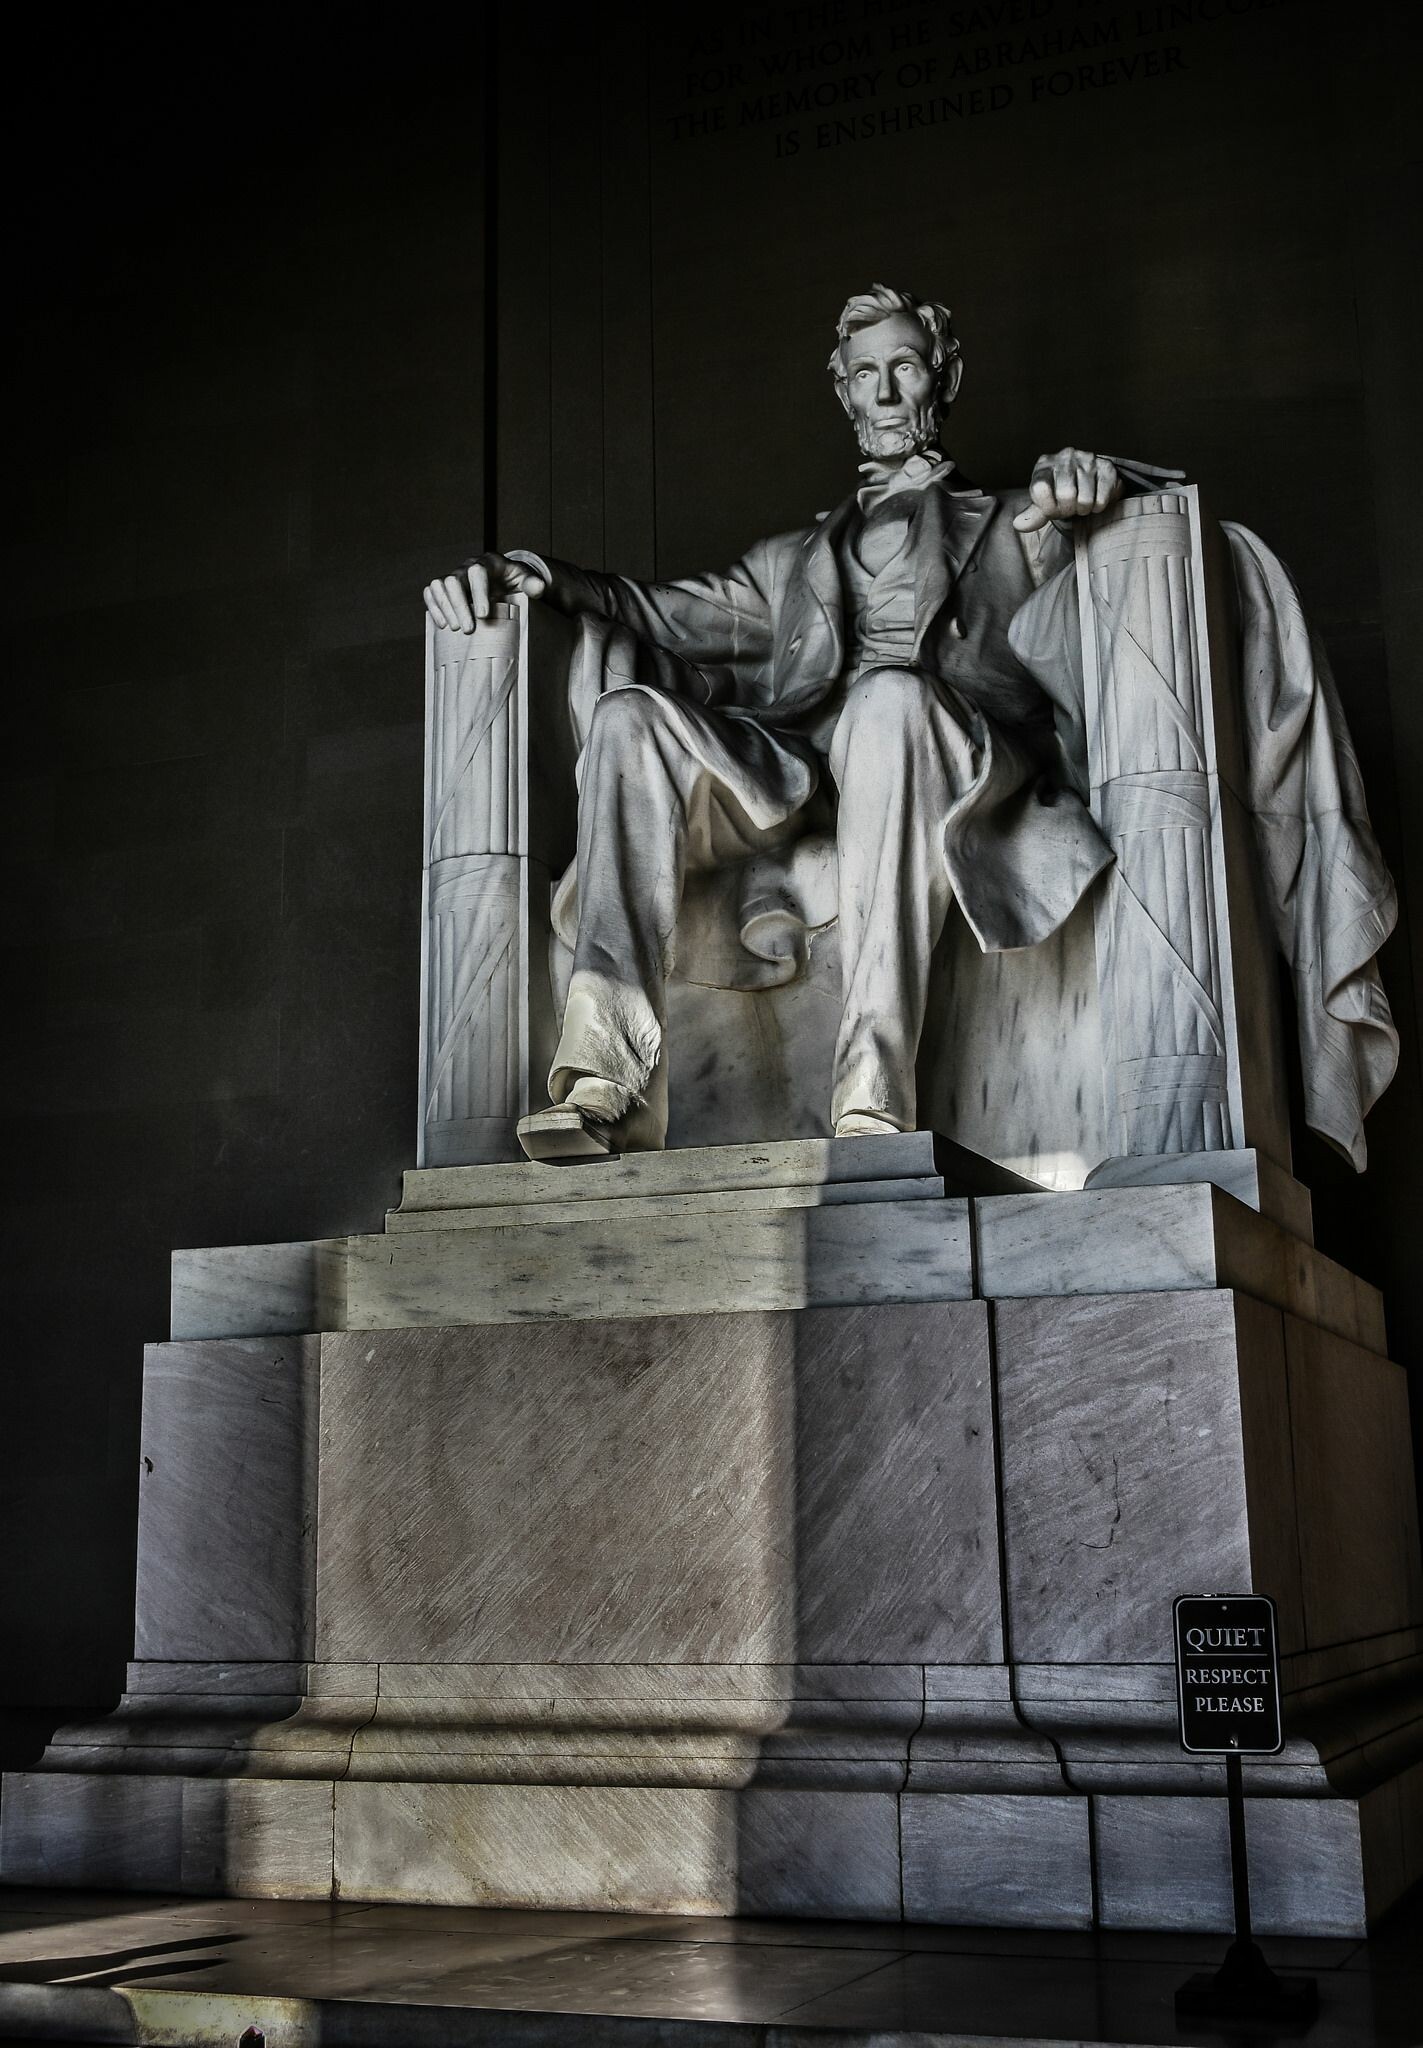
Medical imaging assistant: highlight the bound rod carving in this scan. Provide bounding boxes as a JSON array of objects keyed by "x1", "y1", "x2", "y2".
[
  {"x1": 419, "y1": 601, "x2": 575, "y2": 1167},
  {"x1": 1078, "y1": 492, "x2": 1241, "y2": 1159}
]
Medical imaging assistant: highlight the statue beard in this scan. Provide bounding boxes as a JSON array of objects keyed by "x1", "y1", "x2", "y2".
[{"x1": 853, "y1": 397, "x2": 942, "y2": 461}]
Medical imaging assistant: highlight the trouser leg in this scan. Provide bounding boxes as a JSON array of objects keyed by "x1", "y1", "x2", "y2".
[
  {"x1": 551, "y1": 686, "x2": 811, "y2": 1126},
  {"x1": 552, "y1": 690, "x2": 684, "y2": 1108},
  {"x1": 828, "y1": 666, "x2": 971, "y2": 1131}
]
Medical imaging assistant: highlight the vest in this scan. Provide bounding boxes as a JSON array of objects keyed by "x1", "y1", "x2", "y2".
[{"x1": 842, "y1": 496, "x2": 920, "y2": 670}]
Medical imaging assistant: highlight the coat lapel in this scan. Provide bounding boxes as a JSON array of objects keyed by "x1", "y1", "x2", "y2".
[
  {"x1": 775, "y1": 474, "x2": 1001, "y2": 705},
  {"x1": 777, "y1": 492, "x2": 857, "y2": 704},
  {"x1": 911, "y1": 479, "x2": 999, "y2": 657}
]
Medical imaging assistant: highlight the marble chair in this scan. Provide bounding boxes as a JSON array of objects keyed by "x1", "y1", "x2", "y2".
[{"x1": 417, "y1": 489, "x2": 1380, "y2": 1235}]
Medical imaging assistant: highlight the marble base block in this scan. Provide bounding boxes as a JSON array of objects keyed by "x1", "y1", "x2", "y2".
[
  {"x1": 901, "y1": 1791, "x2": 1094, "y2": 1928},
  {"x1": 1094, "y1": 1792, "x2": 1369, "y2": 1936},
  {"x1": 314, "y1": 1304, "x2": 1001, "y2": 1667},
  {"x1": 134, "y1": 1336, "x2": 320, "y2": 1663},
  {"x1": 6, "y1": 1142, "x2": 1419, "y2": 1936},
  {"x1": 996, "y1": 1293, "x2": 1421, "y2": 1673},
  {"x1": 334, "y1": 1781, "x2": 907, "y2": 1919},
  {"x1": 1085, "y1": 1146, "x2": 1313, "y2": 1242},
  {"x1": 0, "y1": 1773, "x2": 334, "y2": 1899}
]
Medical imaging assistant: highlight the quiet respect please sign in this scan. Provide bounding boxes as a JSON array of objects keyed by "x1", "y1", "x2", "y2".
[{"x1": 1173, "y1": 1594, "x2": 1283, "y2": 1755}]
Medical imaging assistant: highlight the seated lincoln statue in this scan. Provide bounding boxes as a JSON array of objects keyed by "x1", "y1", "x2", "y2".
[{"x1": 422, "y1": 282, "x2": 1396, "y2": 1167}]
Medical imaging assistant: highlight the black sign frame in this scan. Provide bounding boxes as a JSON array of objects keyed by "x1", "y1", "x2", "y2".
[{"x1": 1173, "y1": 1593, "x2": 1282, "y2": 1756}]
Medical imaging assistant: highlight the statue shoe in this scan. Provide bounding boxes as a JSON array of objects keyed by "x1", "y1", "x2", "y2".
[
  {"x1": 516, "y1": 1104, "x2": 615, "y2": 1162},
  {"x1": 517, "y1": 1077, "x2": 632, "y2": 1162},
  {"x1": 833, "y1": 1111, "x2": 902, "y2": 1138}
]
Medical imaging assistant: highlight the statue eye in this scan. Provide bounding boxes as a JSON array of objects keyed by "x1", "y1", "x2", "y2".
[{"x1": 896, "y1": 361, "x2": 917, "y2": 375}]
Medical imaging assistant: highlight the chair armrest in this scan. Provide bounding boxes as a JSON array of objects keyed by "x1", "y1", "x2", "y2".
[{"x1": 418, "y1": 595, "x2": 578, "y2": 1167}]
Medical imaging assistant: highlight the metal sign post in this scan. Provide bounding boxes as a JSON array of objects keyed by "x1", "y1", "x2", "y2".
[{"x1": 1172, "y1": 1594, "x2": 1319, "y2": 2027}]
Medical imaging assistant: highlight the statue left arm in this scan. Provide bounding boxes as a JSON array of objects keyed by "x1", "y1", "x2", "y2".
[
  {"x1": 1011, "y1": 448, "x2": 1123, "y2": 533},
  {"x1": 1012, "y1": 448, "x2": 1189, "y2": 533}
]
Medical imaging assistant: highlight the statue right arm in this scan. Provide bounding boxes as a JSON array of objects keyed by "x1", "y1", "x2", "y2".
[{"x1": 424, "y1": 546, "x2": 778, "y2": 674}]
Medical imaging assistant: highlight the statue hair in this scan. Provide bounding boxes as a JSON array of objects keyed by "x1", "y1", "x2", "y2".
[{"x1": 827, "y1": 283, "x2": 960, "y2": 394}]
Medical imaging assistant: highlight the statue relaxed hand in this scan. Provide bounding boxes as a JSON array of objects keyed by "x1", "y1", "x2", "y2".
[
  {"x1": 1011, "y1": 448, "x2": 1122, "y2": 533},
  {"x1": 422, "y1": 552, "x2": 548, "y2": 633}
]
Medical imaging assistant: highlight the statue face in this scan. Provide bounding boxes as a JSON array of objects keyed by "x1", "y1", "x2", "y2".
[{"x1": 838, "y1": 310, "x2": 941, "y2": 460}]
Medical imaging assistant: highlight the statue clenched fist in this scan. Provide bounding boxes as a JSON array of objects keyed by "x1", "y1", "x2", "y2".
[{"x1": 423, "y1": 553, "x2": 548, "y2": 634}]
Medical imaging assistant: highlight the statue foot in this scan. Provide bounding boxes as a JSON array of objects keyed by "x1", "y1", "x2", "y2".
[
  {"x1": 517, "y1": 1104, "x2": 616, "y2": 1162},
  {"x1": 834, "y1": 1112, "x2": 902, "y2": 1138}
]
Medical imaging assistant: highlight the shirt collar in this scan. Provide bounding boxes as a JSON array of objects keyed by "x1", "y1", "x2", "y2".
[{"x1": 856, "y1": 446, "x2": 956, "y2": 514}]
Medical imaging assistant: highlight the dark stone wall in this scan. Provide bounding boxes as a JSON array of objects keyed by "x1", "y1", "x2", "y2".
[
  {"x1": 2, "y1": 28, "x2": 487, "y2": 1727},
  {"x1": 4, "y1": 1, "x2": 1419, "y2": 1736}
]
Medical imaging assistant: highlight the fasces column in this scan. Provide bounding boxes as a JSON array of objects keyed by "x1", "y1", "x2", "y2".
[
  {"x1": 1077, "y1": 489, "x2": 1292, "y2": 1181},
  {"x1": 419, "y1": 596, "x2": 576, "y2": 1166}
]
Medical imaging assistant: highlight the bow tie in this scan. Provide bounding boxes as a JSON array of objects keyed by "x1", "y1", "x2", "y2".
[{"x1": 856, "y1": 447, "x2": 954, "y2": 513}]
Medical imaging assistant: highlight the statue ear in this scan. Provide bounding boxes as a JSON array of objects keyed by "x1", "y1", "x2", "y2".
[{"x1": 939, "y1": 354, "x2": 964, "y2": 409}]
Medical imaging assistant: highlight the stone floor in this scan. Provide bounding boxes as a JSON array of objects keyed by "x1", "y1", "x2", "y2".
[{"x1": 0, "y1": 1885, "x2": 1418, "y2": 2046}]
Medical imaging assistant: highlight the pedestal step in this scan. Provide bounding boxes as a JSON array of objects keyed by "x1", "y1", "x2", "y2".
[
  {"x1": 0, "y1": 1767, "x2": 1410, "y2": 1937},
  {"x1": 166, "y1": 1135, "x2": 1383, "y2": 1348},
  {"x1": 1085, "y1": 1145, "x2": 1313, "y2": 1241},
  {"x1": 395, "y1": 1130, "x2": 1028, "y2": 1217}
]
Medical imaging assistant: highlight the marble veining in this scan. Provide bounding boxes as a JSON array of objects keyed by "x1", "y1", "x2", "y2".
[
  {"x1": 977, "y1": 1185, "x2": 1383, "y2": 1351},
  {"x1": 334, "y1": 1781, "x2": 741, "y2": 1913},
  {"x1": 384, "y1": 1173, "x2": 945, "y2": 1233},
  {"x1": 1094, "y1": 1792, "x2": 1368, "y2": 1936},
  {"x1": 315, "y1": 1304, "x2": 999, "y2": 1668},
  {"x1": 170, "y1": 1241, "x2": 346, "y2": 1342},
  {"x1": 901, "y1": 1791, "x2": 1093, "y2": 1928},
  {"x1": 996, "y1": 1290, "x2": 1255, "y2": 1665},
  {"x1": 1284, "y1": 1320, "x2": 1423, "y2": 1651},
  {"x1": 135, "y1": 1337, "x2": 320, "y2": 1664},
  {"x1": 0, "y1": 1774, "x2": 334, "y2": 1899},
  {"x1": 165, "y1": 1144, "x2": 1384, "y2": 1351},
  {"x1": 333, "y1": 1779, "x2": 906, "y2": 1918},
  {"x1": 397, "y1": 1130, "x2": 941, "y2": 1213},
  {"x1": 342, "y1": 1197, "x2": 974, "y2": 1330}
]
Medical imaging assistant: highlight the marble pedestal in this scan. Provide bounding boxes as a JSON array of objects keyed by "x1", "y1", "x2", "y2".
[{"x1": 3, "y1": 1138, "x2": 1420, "y2": 1935}]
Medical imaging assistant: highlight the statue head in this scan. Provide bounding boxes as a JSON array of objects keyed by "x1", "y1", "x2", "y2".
[{"x1": 828, "y1": 283, "x2": 963, "y2": 462}]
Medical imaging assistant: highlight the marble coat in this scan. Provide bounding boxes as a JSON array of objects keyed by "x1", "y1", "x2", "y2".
[{"x1": 517, "y1": 470, "x2": 1113, "y2": 971}]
